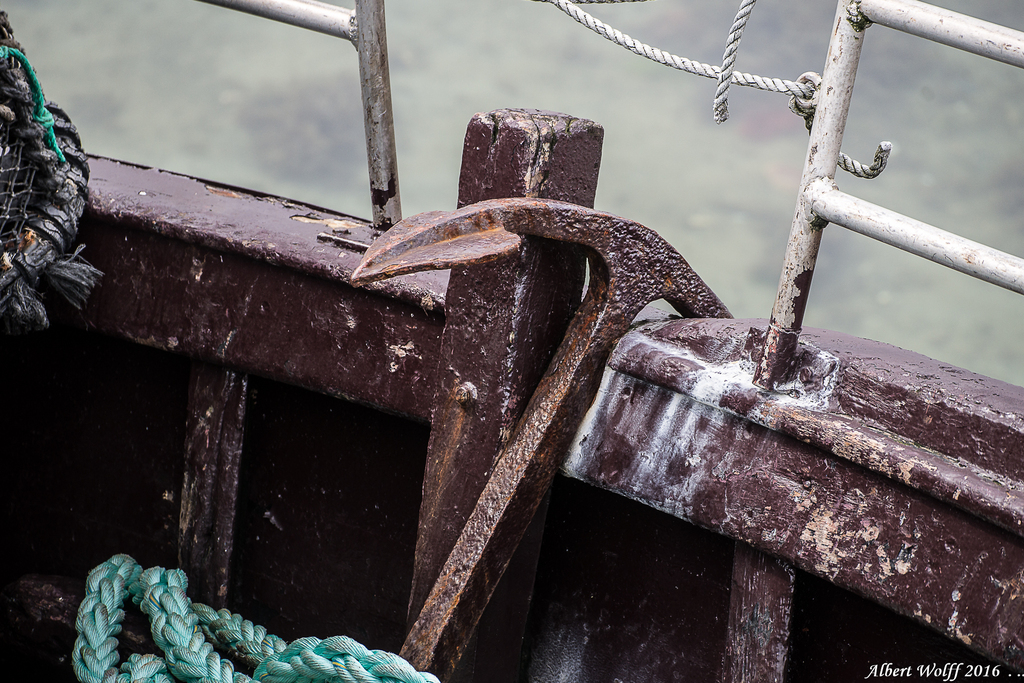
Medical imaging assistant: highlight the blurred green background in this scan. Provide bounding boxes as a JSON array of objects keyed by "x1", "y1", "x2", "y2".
[{"x1": 7, "y1": 0, "x2": 1023, "y2": 385}]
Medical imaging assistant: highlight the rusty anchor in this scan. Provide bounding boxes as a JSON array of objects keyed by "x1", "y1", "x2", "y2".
[{"x1": 351, "y1": 197, "x2": 731, "y2": 679}]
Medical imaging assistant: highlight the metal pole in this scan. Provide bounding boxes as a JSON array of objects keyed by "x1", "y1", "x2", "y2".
[
  {"x1": 195, "y1": 0, "x2": 355, "y2": 41},
  {"x1": 859, "y1": 0, "x2": 1024, "y2": 69},
  {"x1": 196, "y1": 0, "x2": 400, "y2": 231},
  {"x1": 354, "y1": 0, "x2": 402, "y2": 231},
  {"x1": 753, "y1": 0, "x2": 867, "y2": 390},
  {"x1": 808, "y1": 181, "x2": 1024, "y2": 295}
]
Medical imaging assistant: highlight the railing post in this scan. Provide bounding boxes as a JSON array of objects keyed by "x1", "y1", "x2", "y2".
[
  {"x1": 408, "y1": 109, "x2": 603, "y2": 682},
  {"x1": 754, "y1": 0, "x2": 868, "y2": 389},
  {"x1": 354, "y1": 0, "x2": 401, "y2": 230},
  {"x1": 195, "y1": 0, "x2": 401, "y2": 231}
]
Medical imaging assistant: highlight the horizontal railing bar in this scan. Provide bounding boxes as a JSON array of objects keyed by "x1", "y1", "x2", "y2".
[
  {"x1": 194, "y1": 0, "x2": 355, "y2": 42},
  {"x1": 859, "y1": 0, "x2": 1024, "y2": 69},
  {"x1": 807, "y1": 180, "x2": 1024, "y2": 296}
]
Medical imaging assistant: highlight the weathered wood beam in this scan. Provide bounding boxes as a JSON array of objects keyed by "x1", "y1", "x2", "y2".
[
  {"x1": 179, "y1": 361, "x2": 248, "y2": 608},
  {"x1": 565, "y1": 317, "x2": 1024, "y2": 668},
  {"x1": 723, "y1": 542, "x2": 795, "y2": 683},
  {"x1": 55, "y1": 158, "x2": 445, "y2": 421},
  {"x1": 407, "y1": 109, "x2": 603, "y2": 682}
]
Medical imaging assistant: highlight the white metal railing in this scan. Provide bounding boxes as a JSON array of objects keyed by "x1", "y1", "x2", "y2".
[
  {"x1": 753, "y1": 0, "x2": 1024, "y2": 388},
  {"x1": 194, "y1": 0, "x2": 401, "y2": 230},
  {"x1": 807, "y1": 181, "x2": 1024, "y2": 295},
  {"x1": 196, "y1": 0, "x2": 355, "y2": 40},
  {"x1": 859, "y1": 0, "x2": 1024, "y2": 68}
]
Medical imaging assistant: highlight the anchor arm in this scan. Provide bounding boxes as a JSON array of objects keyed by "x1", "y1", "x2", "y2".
[{"x1": 352, "y1": 197, "x2": 729, "y2": 680}]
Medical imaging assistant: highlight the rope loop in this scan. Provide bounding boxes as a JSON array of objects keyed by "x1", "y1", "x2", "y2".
[
  {"x1": 72, "y1": 555, "x2": 440, "y2": 683},
  {"x1": 788, "y1": 71, "x2": 821, "y2": 132},
  {"x1": 534, "y1": 0, "x2": 890, "y2": 179},
  {"x1": 839, "y1": 141, "x2": 892, "y2": 179}
]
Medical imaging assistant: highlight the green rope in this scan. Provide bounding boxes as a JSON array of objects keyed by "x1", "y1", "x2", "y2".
[
  {"x1": 72, "y1": 555, "x2": 440, "y2": 683},
  {"x1": 0, "y1": 45, "x2": 66, "y2": 163}
]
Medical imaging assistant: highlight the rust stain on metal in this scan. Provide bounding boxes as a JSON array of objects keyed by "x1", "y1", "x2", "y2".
[{"x1": 354, "y1": 199, "x2": 729, "y2": 321}]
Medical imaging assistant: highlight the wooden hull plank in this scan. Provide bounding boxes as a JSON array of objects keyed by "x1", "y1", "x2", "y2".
[
  {"x1": 564, "y1": 321, "x2": 1024, "y2": 666},
  {"x1": 54, "y1": 158, "x2": 446, "y2": 421}
]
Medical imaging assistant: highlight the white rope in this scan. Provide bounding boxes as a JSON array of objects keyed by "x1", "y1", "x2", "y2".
[
  {"x1": 839, "y1": 141, "x2": 891, "y2": 179},
  {"x1": 715, "y1": 0, "x2": 759, "y2": 124},
  {"x1": 536, "y1": 0, "x2": 891, "y2": 179},
  {"x1": 537, "y1": 0, "x2": 815, "y2": 100}
]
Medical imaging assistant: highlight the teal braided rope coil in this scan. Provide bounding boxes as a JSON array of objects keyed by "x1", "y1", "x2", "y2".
[
  {"x1": 72, "y1": 555, "x2": 440, "y2": 683},
  {"x1": 0, "y1": 45, "x2": 65, "y2": 162}
]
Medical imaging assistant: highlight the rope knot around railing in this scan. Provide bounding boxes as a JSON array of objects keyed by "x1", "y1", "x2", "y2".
[
  {"x1": 534, "y1": 0, "x2": 890, "y2": 179},
  {"x1": 72, "y1": 555, "x2": 440, "y2": 683},
  {"x1": 788, "y1": 71, "x2": 821, "y2": 131}
]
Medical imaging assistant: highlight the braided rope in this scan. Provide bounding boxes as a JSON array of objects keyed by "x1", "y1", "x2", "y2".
[
  {"x1": 536, "y1": 0, "x2": 891, "y2": 179},
  {"x1": 838, "y1": 141, "x2": 891, "y2": 179},
  {"x1": 73, "y1": 555, "x2": 142, "y2": 683},
  {"x1": 73, "y1": 555, "x2": 440, "y2": 683},
  {"x1": 194, "y1": 604, "x2": 288, "y2": 670},
  {"x1": 536, "y1": 0, "x2": 814, "y2": 99},
  {"x1": 0, "y1": 46, "x2": 64, "y2": 162},
  {"x1": 714, "y1": 0, "x2": 758, "y2": 124}
]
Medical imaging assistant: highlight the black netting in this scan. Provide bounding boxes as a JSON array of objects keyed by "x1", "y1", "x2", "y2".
[{"x1": 0, "y1": 11, "x2": 98, "y2": 334}]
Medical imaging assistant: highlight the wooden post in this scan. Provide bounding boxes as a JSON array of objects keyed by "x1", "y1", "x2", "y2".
[
  {"x1": 723, "y1": 542, "x2": 795, "y2": 683},
  {"x1": 178, "y1": 361, "x2": 248, "y2": 608},
  {"x1": 408, "y1": 109, "x2": 603, "y2": 682}
]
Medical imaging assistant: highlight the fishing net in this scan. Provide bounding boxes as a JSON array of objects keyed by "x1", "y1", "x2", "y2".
[{"x1": 0, "y1": 12, "x2": 99, "y2": 334}]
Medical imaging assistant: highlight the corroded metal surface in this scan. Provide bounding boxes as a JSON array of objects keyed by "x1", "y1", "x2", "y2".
[
  {"x1": 355, "y1": 198, "x2": 729, "y2": 320},
  {"x1": 83, "y1": 157, "x2": 444, "y2": 312},
  {"x1": 354, "y1": 0, "x2": 402, "y2": 230},
  {"x1": 351, "y1": 206, "x2": 523, "y2": 283},
  {"x1": 755, "y1": 3, "x2": 866, "y2": 389},
  {"x1": 352, "y1": 197, "x2": 729, "y2": 679},
  {"x1": 566, "y1": 317, "x2": 1024, "y2": 666}
]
